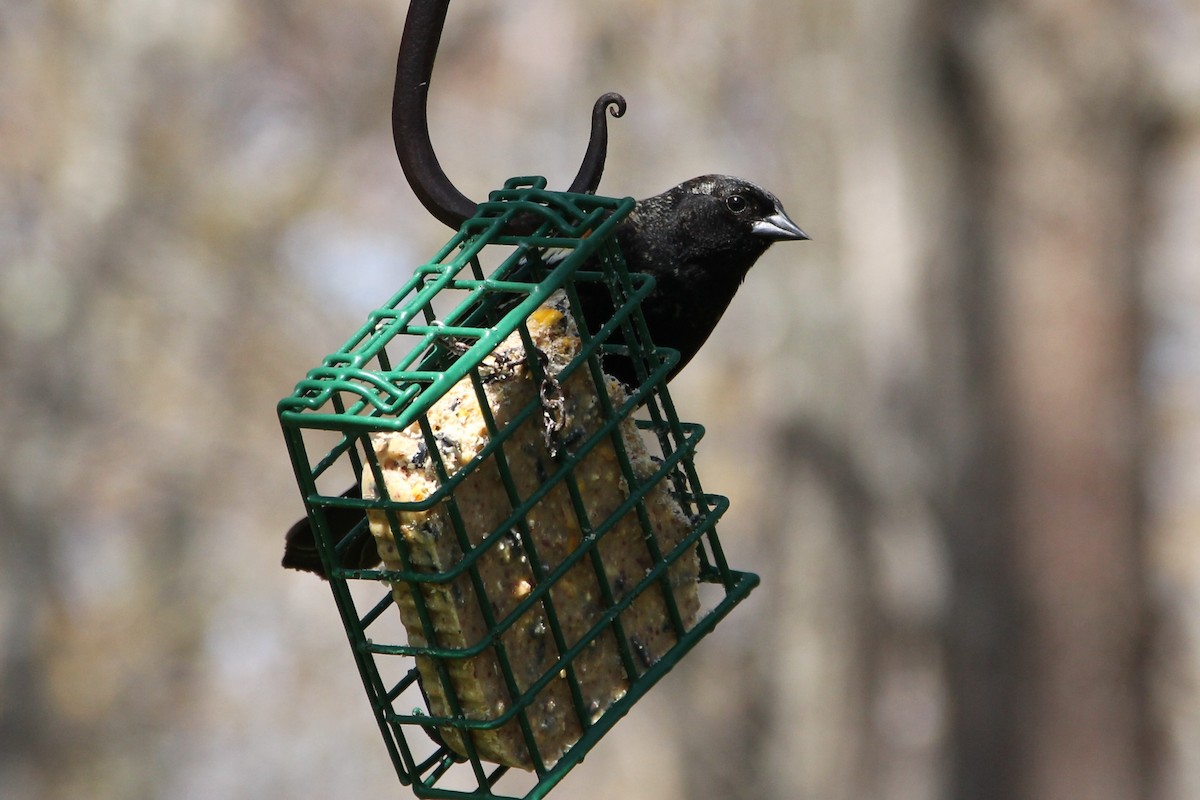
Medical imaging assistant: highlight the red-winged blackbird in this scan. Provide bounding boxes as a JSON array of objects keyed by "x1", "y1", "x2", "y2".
[{"x1": 283, "y1": 175, "x2": 807, "y2": 577}]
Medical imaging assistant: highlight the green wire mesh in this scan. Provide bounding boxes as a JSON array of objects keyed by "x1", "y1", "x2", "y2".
[{"x1": 278, "y1": 177, "x2": 759, "y2": 799}]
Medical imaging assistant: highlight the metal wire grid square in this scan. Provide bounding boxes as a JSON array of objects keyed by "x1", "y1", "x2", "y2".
[{"x1": 278, "y1": 179, "x2": 759, "y2": 799}]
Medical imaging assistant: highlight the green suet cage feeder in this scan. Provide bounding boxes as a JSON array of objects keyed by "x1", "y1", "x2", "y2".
[{"x1": 278, "y1": 178, "x2": 759, "y2": 799}]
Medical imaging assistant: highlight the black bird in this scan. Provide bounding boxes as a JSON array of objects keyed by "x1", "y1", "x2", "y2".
[
  {"x1": 578, "y1": 174, "x2": 807, "y2": 385},
  {"x1": 283, "y1": 175, "x2": 807, "y2": 577}
]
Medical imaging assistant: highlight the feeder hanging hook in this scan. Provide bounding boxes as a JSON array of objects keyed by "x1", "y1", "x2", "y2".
[{"x1": 392, "y1": 0, "x2": 626, "y2": 230}]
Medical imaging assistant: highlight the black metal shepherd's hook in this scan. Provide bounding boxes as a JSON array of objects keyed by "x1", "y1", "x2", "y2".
[{"x1": 392, "y1": 0, "x2": 626, "y2": 230}]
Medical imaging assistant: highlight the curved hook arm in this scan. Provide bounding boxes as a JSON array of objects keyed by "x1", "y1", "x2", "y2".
[
  {"x1": 569, "y1": 92, "x2": 627, "y2": 195},
  {"x1": 392, "y1": 0, "x2": 626, "y2": 230}
]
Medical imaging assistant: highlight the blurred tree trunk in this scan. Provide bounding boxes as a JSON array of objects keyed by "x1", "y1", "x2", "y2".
[{"x1": 929, "y1": 2, "x2": 1155, "y2": 799}]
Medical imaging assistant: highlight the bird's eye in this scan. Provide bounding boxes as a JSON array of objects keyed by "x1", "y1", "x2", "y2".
[{"x1": 726, "y1": 194, "x2": 748, "y2": 213}]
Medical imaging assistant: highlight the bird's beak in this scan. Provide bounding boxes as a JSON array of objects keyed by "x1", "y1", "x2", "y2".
[{"x1": 752, "y1": 211, "x2": 809, "y2": 241}]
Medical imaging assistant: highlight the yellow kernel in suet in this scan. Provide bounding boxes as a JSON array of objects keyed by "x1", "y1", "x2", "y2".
[{"x1": 530, "y1": 307, "x2": 563, "y2": 329}]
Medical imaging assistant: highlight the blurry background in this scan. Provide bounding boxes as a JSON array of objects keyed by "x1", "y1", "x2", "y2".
[{"x1": 2, "y1": 1, "x2": 1198, "y2": 798}]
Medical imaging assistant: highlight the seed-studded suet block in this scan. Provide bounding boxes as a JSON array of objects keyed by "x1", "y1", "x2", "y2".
[{"x1": 366, "y1": 290, "x2": 698, "y2": 769}]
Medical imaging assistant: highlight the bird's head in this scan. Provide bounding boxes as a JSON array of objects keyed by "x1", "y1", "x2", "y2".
[
  {"x1": 680, "y1": 174, "x2": 808, "y2": 240},
  {"x1": 626, "y1": 175, "x2": 808, "y2": 277}
]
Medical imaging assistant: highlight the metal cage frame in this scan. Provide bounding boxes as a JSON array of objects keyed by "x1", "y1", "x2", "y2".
[{"x1": 278, "y1": 178, "x2": 758, "y2": 799}]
